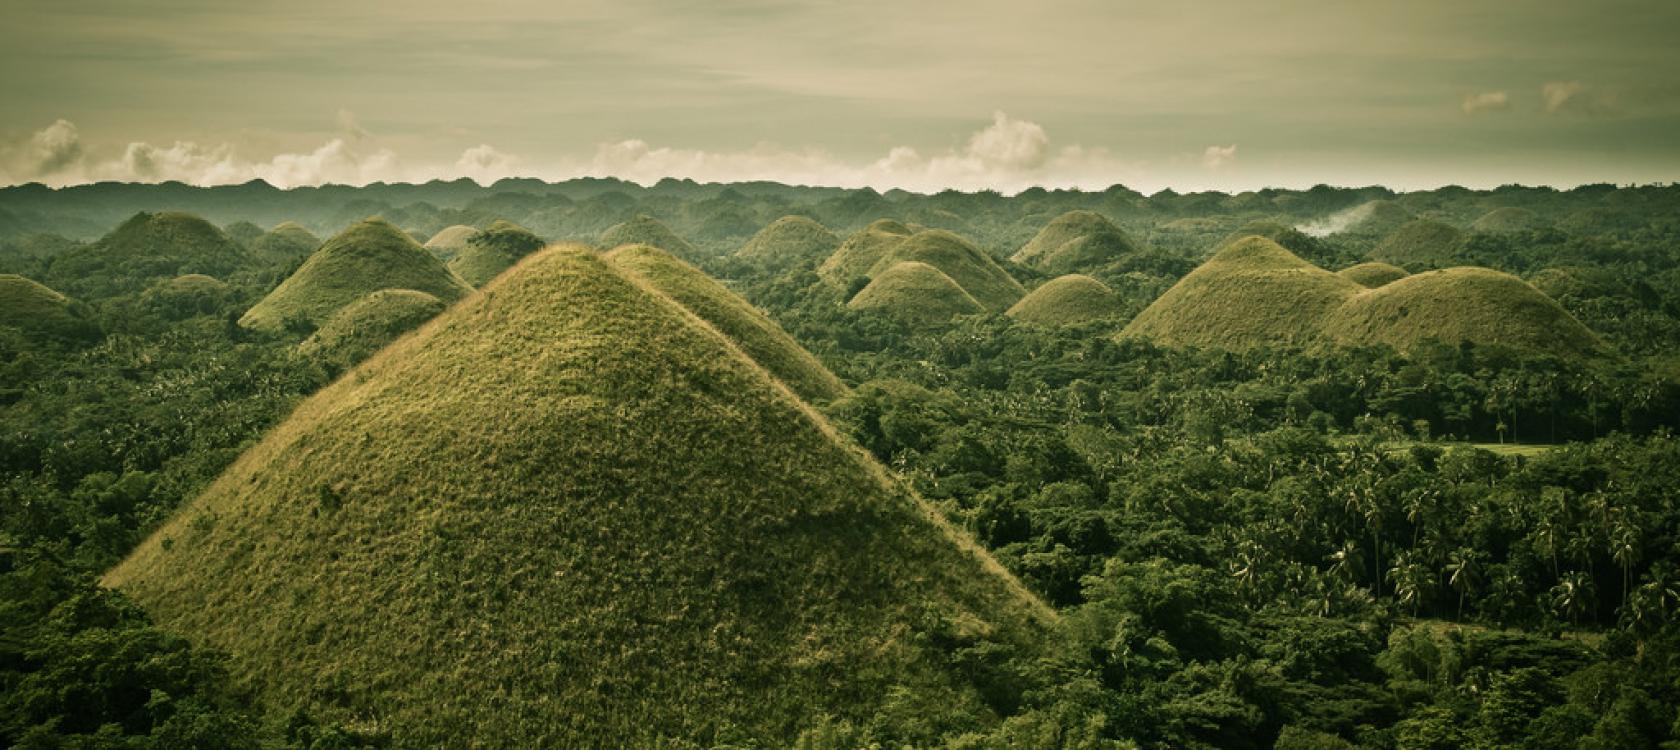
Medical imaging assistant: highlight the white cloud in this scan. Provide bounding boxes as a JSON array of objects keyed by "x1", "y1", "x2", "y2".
[
  {"x1": 456, "y1": 144, "x2": 521, "y2": 184},
  {"x1": 111, "y1": 141, "x2": 245, "y2": 184},
  {"x1": 1461, "y1": 90, "x2": 1510, "y2": 115},
  {"x1": 964, "y1": 111, "x2": 1049, "y2": 170},
  {"x1": 1202, "y1": 144, "x2": 1237, "y2": 170},
  {"x1": 0, "y1": 119, "x2": 86, "y2": 183},
  {"x1": 336, "y1": 108, "x2": 370, "y2": 140},
  {"x1": 1541, "y1": 81, "x2": 1615, "y2": 115},
  {"x1": 254, "y1": 138, "x2": 399, "y2": 188}
]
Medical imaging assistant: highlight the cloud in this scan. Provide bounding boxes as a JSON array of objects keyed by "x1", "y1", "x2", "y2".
[
  {"x1": 964, "y1": 111, "x2": 1049, "y2": 170},
  {"x1": 456, "y1": 144, "x2": 521, "y2": 184},
  {"x1": 1461, "y1": 91, "x2": 1510, "y2": 115},
  {"x1": 1202, "y1": 144, "x2": 1237, "y2": 170},
  {"x1": 253, "y1": 138, "x2": 399, "y2": 187},
  {"x1": 114, "y1": 141, "x2": 245, "y2": 184},
  {"x1": 0, "y1": 119, "x2": 86, "y2": 182},
  {"x1": 336, "y1": 109, "x2": 370, "y2": 140},
  {"x1": 1542, "y1": 81, "x2": 1616, "y2": 115}
]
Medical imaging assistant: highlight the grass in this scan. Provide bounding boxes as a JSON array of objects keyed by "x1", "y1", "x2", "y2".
[
  {"x1": 1471, "y1": 207, "x2": 1545, "y2": 233},
  {"x1": 1216, "y1": 220, "x2": 1320, "y2": 258},
  {"x1": 423, "y1": 225, "x2": 478, "y2": 259},
  {"x1": 105, "y1": 244, "x2": 1046, "y2": 747},
  {"x1": 1006, "y1": 274, "x2": 1125, "y2": 327},
  {"x1": 250, "y1": 222, "x2": 320, "y2": 266},
  {"x1": 1338, "y1": 261, "x2": 1410, "y2": 288},
  {"x1": 847, "y1": 260, "x2": 986, "y2": 325},
  {"x1": 1120, "y1": 236, "x2": 1362, "y2": 350},
  {"x1": 817, "y1": 218, "x2": 916, "y2": 290},
  {"x1": 599, "y1": 214, "x2": 698, "y2": 260},
  {"x1": 296, "y1": 288, "x2": 447, "y2": 369},
  {"x1": 1368, "y1": 219, "x2": 1467, "y2": 267},
  {"x1": 1322, "y1": 267, "x2": 1606, "y2": 358},
  {"x1": 865, "y1": 230, "x2": 1024, "y2": 311},
  {"x1": 238, "y1": 217, "x2": 472, "y2": 333},
  {"x1": 735, "y1": 215, "x2": 839, "y2": 268},
  {"x1": 1011, "y1": 210, "x2": 1138, "y2": 273},
  {"x1": 0, "y1": 273, "x2": 95, "y2": 340},
  {"x1": 603, "y1": 244, "x2": 848, "y2": 403},
  {"x1": 445, "y1": 220, "x2": 545, "y2": 287}
]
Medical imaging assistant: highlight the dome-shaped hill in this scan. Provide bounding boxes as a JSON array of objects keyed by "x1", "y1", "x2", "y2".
[
  {"x1": 141, "y1": 274, "x2": 233, "y2": 318},
  {"x1": 735, "y1": 216, "x2": 840, "y2": 269},
  {"x1": 1529, "y1": 266, "x2": 1633, "y2": 302},
  {"x1": 445, "y1": 220, "x2": 545, "y2": 287},
  {"x1": 1368, "y1": 219, "x2": 1467, "y2": 267},
  {"x1": 296, "y1": 288, "x2": 446, "y2": 369},
  {"x1": 1559, "y1": 207, "x2": 1636, "y2": 237},
  {"x1": 105, "y1": 245, "x2": 1047, "y2": 748},
  {"x1": 817, "y1": 219, "x2": 917, "y2": 290},
  {"x1": 1120, "y1": 236, "x2": 1362, "y2": 350},
  {"x1": 1218, "y1": 220, "x2": 1322, "y2": 259},
  {"x1": 238, "y1": 217, "x2": 472, "y2": 333},
  {"x1": 603, "y1": 244, "x2": 847, "y2": 403},
  {"x1": 1324, "y1": 267, "x2": 1604, "y2": 357},
  {"x1": 1471, "y1": 207, "x2": 1546, "y2": 234},
  {"x1": 865, "y1": 230, "x2": 1024, "y2": 311},
  {"x1": 423, "y1": 224, "x2": 478, "y2": 259},
  {"x1": 599, "y1": 214, "x2": 698, "y2": 260},
  {"x1": 0, "y1": 274, "x2": 98, "y2": 341},
  {"x1": 224, "y1": 221, "x2": 266, "y2": 246},
  {"x1": 85, "y1": 211, "x2": 250, "y2": 278},
  {"x1": 1006, "y1": 274, "x2": 1125, "y2": 327},
  {"x1": 848, "y1": 261, "x2": 984, "y2": 325},
  {"x1": 249, "y1": 222, "x2": 320, "y2": 266},
  {"x1": 1012, "y1": 210, "x2": 1140, "y2": 274},
  {"x1": 1338, "y1": 262, "x2": 1409, "y2": 288}
]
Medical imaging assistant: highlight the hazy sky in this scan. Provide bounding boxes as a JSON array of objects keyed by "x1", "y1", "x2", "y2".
[{"x1": 2, "y1": 0, "x2": 1677, "y2": 192}]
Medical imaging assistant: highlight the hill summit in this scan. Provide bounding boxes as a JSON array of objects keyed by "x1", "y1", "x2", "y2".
[
  {"x1": 445, "y1": 220, "x2": 545, "y2": 287},
  {"x1": 1012, "y1": 210, "x2": 1140, "y2": 274},
  {"x1": 600, "y1": 214, "x2": 698, "y2": 260},
  {"x1": 107, "y1": 244, "x2": 1045, "y2": 747},
  {"x1": 735, "y1": 215, "x2": 840, "y2": 269},
  {"x1": 1007, "y1": 274, "x2": 1126, "y2": 327},
  {"x1": 238, "y1": 217, "x2": 471, "y2": 333},
  {"x1": 848, "y1": 260, "x2": 985, "y2": 324}
]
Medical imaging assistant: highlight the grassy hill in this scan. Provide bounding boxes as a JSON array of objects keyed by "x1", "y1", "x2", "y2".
[
  {"x1": 105, "y1": 244, "x2": 1047, "y2": 747},
  {"x1": 1012, "y1": 210, "x2": 1139, "y2": 274},
  {"x1": 817, "y1": 219, "x2": 917, "y2": 290},
  {"x1": 238, "y1": 217, "x2": 472, "y2": 333},
  {"x1": 865, "y1": 230, "x2": 1024, "y2": 311},
  {"x1": 1342, "y1": 200, "x2": 1415, "y2": 235},
  {"x1": 0, "y1": 273, "x2": 97, "y2": 341},
  {"x1": 735, "y1": 216, "x2": 840, "y2": 269},
  {"x1": 1323, "y1": 267, "x2": 1605, "y2": 357},
  {"x1": 46, "y1": 212, "x2": 250, "y2": 290},
  {"x1": 445, "y1": 220, "x2": 545, "y2": 287},
  {"x1": 1471, "y1": 207, "x2": 1546, "y2": 233},
  {"x1": 423, "y1": 225, "x2": 479, "y2": 260},
  {"x1": 297, "y1": 288, "x2": 447, "y2": 369},
  {"x1": 249, "y1": 222, "x2": 320, "y2": 267},
  {"x1": 1120, "y1": 236, "x2": 1361, "y2": 350},
  {"x1": 1338, "y1": 261, "x2": 1410, "y2": 288},
  {"x1": 1368, "y1": 219, "x2": 1467, "y2": 267},
  {"x1": 603, "y1": 244, "x2": 848, "y2": 403},
  {"x1": 848, "y1": 261, "x2": 985, "y2": 324},
  {"x1": 599, "y1": 214, "x2": 698, "y2": 260},
  {"x1": 1006, "y1": 274, "x2": 1126, "y2": 327},
  {"x1": 1529, "y1": 266, "x2": 1634, "y2": 302}
]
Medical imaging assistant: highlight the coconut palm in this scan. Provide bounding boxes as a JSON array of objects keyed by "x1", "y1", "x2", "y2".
[{"x1": 1445, "y1": 548, "x2": 1481, "y2": 620}]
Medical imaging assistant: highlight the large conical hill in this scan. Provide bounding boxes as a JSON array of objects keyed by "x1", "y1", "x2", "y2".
[
  {"x1": 817, "y1": 219, "x2": 917, "y2": 290},
  {"x1": 847, "y1": 261, "x2": 985, "y2": 325},
  {"x1": 603, "y1": 244, "x2": 848, "y2": 402},
  {"x1": 296, "y1": 288, "x2": 447, "y2": 370},
  {"x1": 599, "y1": 214, "x2": 698, "y2": 260},
  {"x1": 249, "y1": 222, "x2": 320, "y2": 266},
  {"x1": 1006, "y1": 274, "x2": 1126, "y2": 327},
  {"x1": 1012, "y1": 210, "x2": 1140, "y2": 274},
  {"x1": 74, "y1": 211, "x2": 250, "y2": 280},
  {"x1": 445, "y1": 220, "x2": 545, "y2": 287},
  {"x1": 865, "y1": 230, "x2": 1024, "y2": 311},
  {"x1": 1323, "y1": 267, "x2": 1605, "y2": 358},
  {"x1": 423, "y1": 224, "x2": 478, "y2": 259},
  {"x1": 1368, "y1": 218, "x2": 1467, "y2": 267},
  {"x1": 735, "y1": 216, "x2": 840, "y2": 269},
  {"x1": 0, "y1": 274, "x2": 98, "y2": 341},
  {"x1": 238, "y1": 217, "x2": 472, "y2": 333},
  {"x1": 106, "y1": 245, "x2": 1046, "y2": 747}
]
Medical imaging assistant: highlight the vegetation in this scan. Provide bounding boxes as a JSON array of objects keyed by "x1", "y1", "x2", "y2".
[
  {"x1": 1324, "y1": 267, "x2": 1606, "y2": 358},
  {"x1": 1368, "y1": 219, "x2": 1468, "y2": 268},
  {"x1": 1471, "y1": 207, "x2": 1546, "y2": 234},
  {"x1": 1012, "y1": 210, "x2": 1140, "y2": 274},
  {"x1": 818, "y1": 218, "x2": 918, "y2": 290},
  {"x1": 866, "y1": 230, "x2": 1025, "y2": 311},
  {"x1": 248, "y1": 222, "x2": 320, "y2": 267},
  {"x1": 106, "y1": 245, "x2": 1046, "y2": 747},
  {"x1": 0, "y1": 273, "x2": 98, "y2": 342},
  {"x1": 297, "y1": 288, "x2": 447, "y2": 372},
  {"x1": 238, "y1": 217, "x2": 471, "y2": 333},
  {"x1": 1338, "y1": 262, "x2": 1410, "y2": 288},
  {"x1": 600, "y1": 214, "x2": 699, "y2": 260},
  {"x1": 423, "y1": 224, "x2": 478, "y2": 259},
  {"x1": 847, "y1": 261, "x2": 985, "y2": 324},
  {"x1": 1006, "y1": 274, "x2": 1125, "y2": 327},
  {"x1": 736, "y1": 215, "x2": 840, "y2": 269},
  {"x1": 444, "y1": 219, "x2": 545, "y2": 286}
]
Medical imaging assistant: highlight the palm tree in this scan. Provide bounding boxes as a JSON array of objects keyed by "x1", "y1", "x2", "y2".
[
  {"x1": 1609, "y1": 516, "x2": 1642, "y2": 607},
  {"x1": 1328, "y1": 539, "x2": 1365, "y2": 586},
  {"x1": 1389, "y1": 551, "x2": 1434, "y2": 617},
  {"x1": 1445, "y1": 548, "x2": 1481, "y2": 620},
  {"x1": 1550, "y1": 571, "x2": 1596, "y2": 626}
]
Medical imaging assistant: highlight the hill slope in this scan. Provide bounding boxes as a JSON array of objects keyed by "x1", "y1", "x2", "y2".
[
  {"x1": 866, "y1": 230, "x2": 1024, "y2": 311},
  {"x1": 603, "y1": 244, "x2": 848, "y2": 403},
  {"x1": 1120, "y1": 237, "x2": 1361, "y2": 350},
  {"x1": 1006, "y1": 274, "x2": 1126, "y2": 326},
  {"x1": 423, "y1": 225, "x2": 479, "y2": 259},
  {"x1": 817, "y1": 219, "x2": 917, "y2": 290},
  {"x1": 1471, "y1": 207, "x2": 1546, "y2": 233},
  {"x1": 1324, "y1": 267, "x2": 1605, "y2": 357},
  {"x1": 736, "y1": 216, "x2": 840, "y2": 269},
  {"x1": 1368, "y1": 219, "x2": 1467, "y2": 266},
  {"x1": 599, "y1": 214, "x2": 698, "y2": 259},
  {"x1": 238, "y1": 217, "x2": 472, "y2": 333},
  {"x1": 445, "y1": 220, "x2": 545, "y2": 287},
  {"x1": 106, "y1": 245, "x2": 1046, "y2": 747},
  {"x1": 848, "y1": 261, "x2": 985, "y2": 324},
  {"x1": 1012, "y1": 210, "x2": 1139, "y2": 274},
  {"x1": 0, "y1": 274, "x2": 97, "y2": 341},
  {"x1": 250, "y1": 222, "x2": 320, "y2": 266},
  {"x1": 296, "y1": 289, "x2": 447, "y2": 369}
]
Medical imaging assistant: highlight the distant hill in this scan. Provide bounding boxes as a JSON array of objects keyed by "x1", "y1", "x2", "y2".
[
  {"x1": 1368, "y1": 219, "x2": 1467, "y2": 267},
  {"x1": 1338, "y1": 262, "x2": 1409, "y2": 288},
  {"x1": 249, "y1": 222, "x2": 320, "y2": 267},
  {"x1": 1324, "y1": 267, "x2": 1605, "y2": 357},
  {"x1": 0, "y1": 273, "x2": 98, "y2": 342},
  {"x1": 297, "y1": 288, "x2": 447, "y2": 369},
  {"x1": 603, "y1": 244, "x2": 848, "y2": 403},
  {"x1": 599, "y1": 214, "x2": 698, "y2": 260},
  {"x1": 1120, "y1": 237, "x2": 1361, "y2": 350},
  {"x1": 1006, "y1": 274, "x2": 1126, "y2": 326},
  {"x1": 238, "y1": 217, "x2": 471, "y2": 333},
  {"x1": 423, "y1": 224, "x2": 479, "y2": 259},
  {"x1": 1471, "y1": 207, "x2": 1547, "y2": 234},
  {"x1": 817, "y1": 219, "x2": 917, "y2": 290},
  {"x1": 45, "y1": 212, "x2": 250, "y2": 293},
  {"x1": 106, "y1": 244, "x2": 1046, "y2": 748},
  {"x1": 735, "y1": 216, "x2": 840, "y2": 269},
  {"x1": 1012, "y1": 210, "x2": 1140, "y2": 274},
  {"x1": 445, "y1": 220, "x2": 545, "y2": 287},
  {"x1": 865, "y1": 230, "x2": 1024, "y2": 311},
  {"x1": 1217, "y1": 220, "x2": 1323, "y2": 260},
  {"x1": 848, "y1": 261, "x2": 985, "y2": 324}
]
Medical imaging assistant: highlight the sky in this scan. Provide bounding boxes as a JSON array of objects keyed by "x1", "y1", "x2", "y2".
[{"x1": 1, "y1": 0, "x2": 1677, "y2": 193}]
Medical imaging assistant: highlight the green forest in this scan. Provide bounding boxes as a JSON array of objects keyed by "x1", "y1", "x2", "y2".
[{"x1": 3, "y1": 178, "x2": 1680, "y2": 749}]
